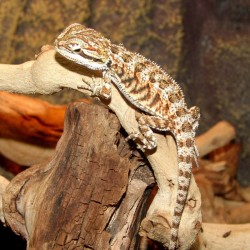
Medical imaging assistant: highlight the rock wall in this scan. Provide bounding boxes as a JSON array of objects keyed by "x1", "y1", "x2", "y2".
[{"x1": 0, "y1": 0, "x2": 249, "y2": 184}]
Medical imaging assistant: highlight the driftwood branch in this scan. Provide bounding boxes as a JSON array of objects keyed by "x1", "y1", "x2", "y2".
[
  {"x1": 193, "y1": 223, "x2": 250, "y2": 250},
  {"x1": 0, "y1": 48, "x2": 202, "y2": 248},
  {"x1": 0, "y1": 91, "x2": 65, "y2": 147},
  {"x1": 0, "y1": 47, "x2": 90, "y2": 95},
  {"x1": 0, "y1": 91, "x2": 65, "y2": 166},
  {"x1": 196, "y1": 121, "x2": 236, "y2": 158}
]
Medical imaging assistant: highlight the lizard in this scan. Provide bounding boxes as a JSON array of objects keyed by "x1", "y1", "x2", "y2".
[{"x1": 54, "y1": 23, "x2": 200, "y2": 250}]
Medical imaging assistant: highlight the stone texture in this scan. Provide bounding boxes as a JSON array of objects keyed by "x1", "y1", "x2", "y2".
[
  {"x1": 0, "y1": 0, "x2": 249, "y2": 184},
  {"x1": 178, "y1": 0, "x2": 250, "y2": 185}
]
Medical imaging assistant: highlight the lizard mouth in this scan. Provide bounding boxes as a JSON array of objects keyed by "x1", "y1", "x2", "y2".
[
  {"x1": 55, "y1": 46, "x2": 108, "y2": 71},
  {"x1": 79, "y1": 51, "x2": 104, "y2": 63}
]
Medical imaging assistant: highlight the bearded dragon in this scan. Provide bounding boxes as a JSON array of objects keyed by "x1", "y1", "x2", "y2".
[{"x1": 54, "y1": 23, "x2": 200, "y2": 250}]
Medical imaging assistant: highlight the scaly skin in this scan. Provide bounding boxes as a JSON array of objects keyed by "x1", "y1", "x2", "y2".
[{"x1": 55, "y1": 23, "x2": 200, "y2": 250}]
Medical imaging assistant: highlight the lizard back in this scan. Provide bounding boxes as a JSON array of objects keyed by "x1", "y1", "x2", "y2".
[{"x1": 109, "y1": 44, "x2": 187, "y2": 121}]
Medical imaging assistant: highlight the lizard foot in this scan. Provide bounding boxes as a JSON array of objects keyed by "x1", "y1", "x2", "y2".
[
  {"x1": 77, "y1": 77, "x2": 111, "y2": 100},
  {"x1": 126, "y1": 130, "x2": 157, "y2": 152}
]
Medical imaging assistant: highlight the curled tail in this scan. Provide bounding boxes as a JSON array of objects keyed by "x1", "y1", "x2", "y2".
[{"x1": 169, "y1": 106, "x2": 200, "y2": 250}]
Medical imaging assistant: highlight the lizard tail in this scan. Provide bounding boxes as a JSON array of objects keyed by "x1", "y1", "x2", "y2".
[
  {"x1": 168, "y1": 106, "x2": 200, "y2": 249},
  {"x1": 168, "y1": 136, "x2": 194, "y2": 250}
]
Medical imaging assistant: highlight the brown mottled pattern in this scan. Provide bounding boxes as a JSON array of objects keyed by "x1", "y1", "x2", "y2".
[
  {"x1": 109, "y1": 46, "x2": 185, "y2": 119},
  {"x1": 176, "y1": 107, "x2": 186, "y2": 117}
]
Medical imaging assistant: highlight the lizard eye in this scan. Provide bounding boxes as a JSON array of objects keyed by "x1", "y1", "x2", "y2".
[
  {"x1": 73, "y1": 48, "x2": 81, "y2": 53},
  {"x1": 69, "y1": 44, "x2": 81, "y2": 54}
]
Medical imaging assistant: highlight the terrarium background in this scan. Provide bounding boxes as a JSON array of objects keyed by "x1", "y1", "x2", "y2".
[{"x1": 0, "y1": 0, "x2": 249, "y2": 184}]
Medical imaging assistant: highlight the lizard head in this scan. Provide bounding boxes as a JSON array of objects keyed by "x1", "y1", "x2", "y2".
[{"x1": 55, "y1": 23, "x2": 111, "y2": 71}]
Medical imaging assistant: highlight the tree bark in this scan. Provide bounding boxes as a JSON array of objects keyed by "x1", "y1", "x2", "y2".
[{"x1": 3, "y1": 100, "x2": 155, "y2": 249}]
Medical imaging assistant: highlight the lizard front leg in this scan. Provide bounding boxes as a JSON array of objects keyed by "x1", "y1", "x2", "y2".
[{"x1": 77, "y1": 70, "x2": 112, "y2": 100}]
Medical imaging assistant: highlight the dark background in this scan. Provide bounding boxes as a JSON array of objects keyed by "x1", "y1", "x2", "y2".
[{"x1": 0, "y1": 0, "x2": 249, "y2": 186}]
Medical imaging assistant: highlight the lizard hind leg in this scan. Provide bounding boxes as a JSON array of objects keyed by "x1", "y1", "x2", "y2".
[
  {"x1": 188, "y1": 106, "x2": 200, "y2": 167},
  {"x1": 189, "y1": 106, "x2": 200, "y2": 130},
  {"x1": 126, "y1": 114, "x2": 174, "y2": 151}
]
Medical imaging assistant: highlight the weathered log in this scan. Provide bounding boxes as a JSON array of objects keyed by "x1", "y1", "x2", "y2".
[
  {"x1": 194, "y1": 173, "x2": 226, "y2": 224},
  {"x1": 0, "y1": 176, "x2": 9, "y2": 223},
  {"x1": 193, "y1": 223, "x2": 250, "y2": 250},
  {"x1": 238, "y1": 186, "x2": 250, "y2": 202},
  {"x1": 226, "y1": 203, "x2": 250, "y2": 224},
  {"x1": 0, "y1": 138, "x2": 55, "y2": 166},
  {"x1": 2, "y1": 101, "x2": 155, "y2": 249},
  {"x1": 193, "y1": 119, "x2": 250, "y2": 229},
  {"x1": 196, "y1": 121, "x2": 236, "y2": 158},
  {"x1": 209, "y1": 142, "x2": 241, "y2": 179},
  {"x1": 195, "y1": 145, "x2": 242, "y2": 201},
  {"x1": 0, "y1": 91, "x2": 65, "y2": 147}
]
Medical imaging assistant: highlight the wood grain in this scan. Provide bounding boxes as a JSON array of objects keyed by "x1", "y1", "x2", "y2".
[
  {"x1": 0, "y1": 91, "x2": 65, "y2": 147},
  {"x1": 2, "y1": 101, "x2": 154, "y2": 249}
]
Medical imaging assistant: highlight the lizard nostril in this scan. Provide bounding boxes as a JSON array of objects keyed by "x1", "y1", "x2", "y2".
[{"x1": 107, "y1": 59, "x2": 112, "y2": 67}]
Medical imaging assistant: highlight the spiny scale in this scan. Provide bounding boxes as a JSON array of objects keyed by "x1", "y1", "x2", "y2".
[
  {"x1": 109, "y1": 44, "x2": 186, "y2": 118},
  {"x1": 55, "y1": 23, "x2": 200, "y2": 250}
]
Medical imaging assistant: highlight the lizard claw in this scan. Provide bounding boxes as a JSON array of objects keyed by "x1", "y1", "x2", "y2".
[
  {"x1": 77, "y1": 78, "x2": 95, "y2": 94},
  {"x1": 77, "y1": 77, "x2": 111, "y2": 100}
]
